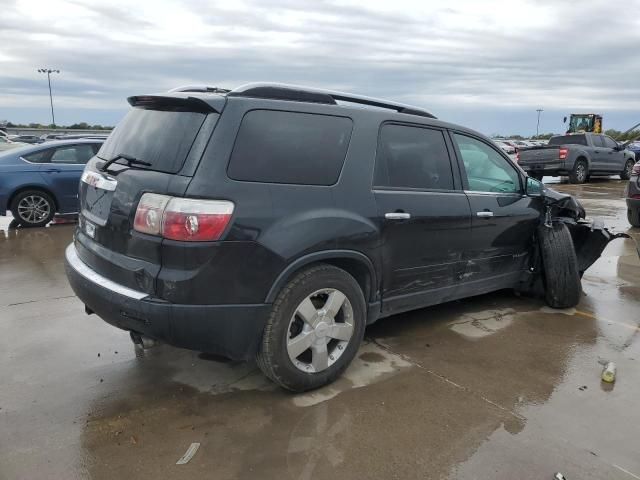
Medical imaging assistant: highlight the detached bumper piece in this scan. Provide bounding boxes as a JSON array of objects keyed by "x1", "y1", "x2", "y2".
[
  {"x1": 567, "y1": 219, "x2": 633, "y2": 275},
  {"x1": 64, "y1": 243, "x2": 270, "y2": 360}
]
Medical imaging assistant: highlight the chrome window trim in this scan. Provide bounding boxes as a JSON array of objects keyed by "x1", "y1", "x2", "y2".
[{"x1": 65, "y1": 244, "x2": 148, "y2": 300}]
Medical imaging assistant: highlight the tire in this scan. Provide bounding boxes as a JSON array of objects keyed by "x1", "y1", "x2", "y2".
[
  {"x1": 628, "y1": 208, "x2": 640, "y2": 227},
  {"x1": 538, "y1": 224, "x2": 581, "y2": 308},
  {"x1": 256, "y1": 264, "x2": 366, "y2": 392},
  {"x1": 568, "y1": 159, "x2": 588, "y2": 184},
  {"x1": 10, "y1": 189, "x2": 56, "y2": 227},
  {"x1": 620, "y1": 159, "x2": 634, "y2": 180}
]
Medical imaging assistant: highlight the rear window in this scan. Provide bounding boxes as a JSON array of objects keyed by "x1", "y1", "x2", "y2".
[
  {"x1": 548, "y1": 134, "x2": 587, "y2": 146},
  {"x1": 227, "y1": 110, "x2": 353, "y2": 185},
  {"x1": 97, "y1": 107, "x2": 207, "y2": 173}
]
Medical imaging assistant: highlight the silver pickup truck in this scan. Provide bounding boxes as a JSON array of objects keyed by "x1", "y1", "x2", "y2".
[{"x1": 517, "y1": 133, "x2": 635, "y2": 183}]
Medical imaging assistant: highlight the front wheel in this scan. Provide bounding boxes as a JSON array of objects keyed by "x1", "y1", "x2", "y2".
[
  {"x1": 539, "y1": 224, "x2": 581, "y2": 308},
  {"x1": 569, "y1": 160, "x2": 588, "y2": 184},
  {"x1": 11, "y1": 190, "x2": 56, "y2": 227},
  {"x1": 620, "y1": 159, "x2": 635, "y2": 180},
  {"x1": 256, "y1": 264, "x2": 366, "y2": 392}
]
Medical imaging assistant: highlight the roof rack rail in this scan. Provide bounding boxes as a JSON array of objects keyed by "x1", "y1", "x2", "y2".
[
  {"x1": 168, "y1": 85, "x2": 231, "y2": 94},
  {"x1": 228, "y1": 83, "x2": 436, "y2": 119}
]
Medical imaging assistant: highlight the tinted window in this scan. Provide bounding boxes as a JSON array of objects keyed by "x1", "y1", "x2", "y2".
[
  {"x1": 228, "y1": 110, "x2": 352, "y2": 185},
  {"x1": 97, "y1": 107, "x2": 207, "y2": 173},
  {"x1": 23, "y1": 149, "x2": 50, "y2": 163},
  {"x1": 374, "y1": 124, "x2": 454, "y2": 190},
  {"x1": 453, "y1": 134, "x2": 520, "y2": 193},
  {"x1": 50, "y1": 144, "x2": 97, "y2": 164},
  {"x1": 603, "y1": 136, "x2": 618, "y2": 149},
  {"x1": 548, "y1": 134, "x2": 587, "y2": 146},
  {"x1": 592, "y1": 136, "x2": 605, "y2": 147}
]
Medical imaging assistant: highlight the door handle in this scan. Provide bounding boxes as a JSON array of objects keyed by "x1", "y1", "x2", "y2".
[
  {"x1": 476, "y1": 211, "x2": 494, "y2": 218},
  {"x1": 43, "y1": 168, "x2": 61, "y2": 173},
  {"x1": 385, "y1": 212, "x2": 411, "y2": 220}
]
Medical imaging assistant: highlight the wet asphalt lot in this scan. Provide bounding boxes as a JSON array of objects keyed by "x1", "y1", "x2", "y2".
[{"x1": 1, "y1": 178, "x2": 639, "y2": 480}]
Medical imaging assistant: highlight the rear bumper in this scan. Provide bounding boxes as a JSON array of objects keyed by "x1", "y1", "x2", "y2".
[
  {"x1": 520, "y1": 162, "x2": 564, "y2": 174},
  {"x1": 64, "y1": 243, "x2": 270, "y2": 360}
]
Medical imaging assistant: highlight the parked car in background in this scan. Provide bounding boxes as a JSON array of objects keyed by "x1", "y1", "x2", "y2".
[
  {"x1": 0, "y1": 139, "x2": 104, "y2": 226},
  {"x1": 517, "y1": 133, "x2": 635, "y2": 183},
  {"x1": 626, "y1": 160, "x2": 640, "y2": 227},
  {"x1": 626, "y1": 141, "x2": 640, "y2": 160},
  {"x1": 494, "y1": 140, "x2": 516, "y2": 155},
  {"x1": 10, "y1": 135, "x2": 43, "y2": 144},
  {"x1": 64, "y1": 83, "x2": 625, "y2": 392},
  {"x1": 0, "y1": 136, "x2": 26, "y2": 152}
]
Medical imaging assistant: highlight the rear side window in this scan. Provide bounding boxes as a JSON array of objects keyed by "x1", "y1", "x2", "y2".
[
  {"x1": 548, "y1": 134, "x2": 587, "y2": 146},
  {"x1": 51, "y1": 144, "x2": 98, "y2": 164},
  {"x1": 23, "y1": 149, "x2": 50, "y2": 163},
  {"x1": 374, "y1": 124, "x2": 454, "y2": 190},
  {"x1": 227, "y1": 110, "x2": 352, "y2": 185},
  {"x1": 97, "y1": 107, "x2": 207, "y2": 173}
]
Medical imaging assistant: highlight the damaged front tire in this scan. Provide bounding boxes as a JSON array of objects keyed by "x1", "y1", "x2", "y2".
[{"x1": 539, "y1": 223, "x2": 581, "y2": 308}]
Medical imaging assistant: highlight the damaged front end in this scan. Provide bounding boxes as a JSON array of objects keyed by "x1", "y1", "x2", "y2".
[{"x1": 540, "y1": 188, "x2": 632, "y2": 275}]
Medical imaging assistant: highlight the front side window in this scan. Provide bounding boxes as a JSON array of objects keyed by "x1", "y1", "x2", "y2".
[
  {"x1": 453, "y1": 133, "x2": 521, "y2": 193},
  {"x1": 603, "y1": 136, "x2": 618, "y2": 149},
  {"x1": 592, "y1": 136, "x2": 605, "y2": 148},
  {"x1": 228, "y1": 110, "x2": 353, "y2": 185},
  {"x1": 374, "y1": 124, "x2": 454, "y2": 190}
]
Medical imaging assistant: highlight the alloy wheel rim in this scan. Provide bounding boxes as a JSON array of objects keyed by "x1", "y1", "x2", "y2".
[
  {"x1": 577, "y1": 164, "x2": 586, "y2": 181},
  {"x1": 17, "y1": 195, "x2": 50, "y2": 224},
  {"x1": 626, "y1": 162, "x2": 633, "y2": 177},
  {"x1": 287, "y1": 288, "x2": 354, "y2": 373}
]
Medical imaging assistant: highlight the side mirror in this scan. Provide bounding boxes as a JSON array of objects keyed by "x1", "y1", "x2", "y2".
[
  {"x1": 525, "y1": 177, "x2": 543, "y2": 197},
  {"x1": 563, "y1": 116, "x2": 567, "y2": 123}
]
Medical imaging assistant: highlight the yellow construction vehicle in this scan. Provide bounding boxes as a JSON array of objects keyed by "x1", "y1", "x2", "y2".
[{"x1": 564, "y1": 113, "x2": 603, "y2": 133}]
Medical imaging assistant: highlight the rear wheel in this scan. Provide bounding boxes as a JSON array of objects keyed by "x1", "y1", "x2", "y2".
[
  {"x1": 11, "y1": 190, "x2": 56, "y2": 227},
  {"x1": 538, "y1": 224, "x2": 581, "y2": 308},
  {"x1": 620, "y1": 159, "x2": 634, "y2": 180},
  {"x1": 569, "y1": 159, "x2": 588, "y2": 184},
  {"x1": 628, "y1": 208, "x2": 640, "y2": 227},
  {"x1": 256, "y1": 264, "x2": 366, "y2": 392}
]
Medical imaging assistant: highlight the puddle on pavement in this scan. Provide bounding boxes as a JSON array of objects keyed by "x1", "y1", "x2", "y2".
[{"x1": 291, "y1": 341, "x2": 412, "y2": 407}]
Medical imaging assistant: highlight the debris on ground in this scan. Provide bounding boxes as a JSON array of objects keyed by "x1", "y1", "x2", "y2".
[
  {"x1": 553, "y1": 473, "x2": 567, "y2": 480},
  {"x1": 601, "y1": 362, "x2": 616, "y2": 383},
  {"x1": 176, "y1": 442, "x2": 200, "y2": 465}
]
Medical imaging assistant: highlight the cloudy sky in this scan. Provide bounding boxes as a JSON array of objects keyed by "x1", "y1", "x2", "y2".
[{"x1": 1, "y1": 0, "x2": 640, "y2": 135}]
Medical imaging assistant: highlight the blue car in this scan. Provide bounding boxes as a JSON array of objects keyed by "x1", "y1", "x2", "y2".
[
  {"x1": 626, "y1": 141, "x2": 640, "y2": 161},
  {"x1": 0, "y1": 139, "x2": 104, "y2": 227}
]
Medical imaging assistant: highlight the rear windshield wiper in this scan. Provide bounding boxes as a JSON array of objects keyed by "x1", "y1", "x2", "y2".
[{"x1": 100, "y1": 153, "x2": 151, "y2": 172}]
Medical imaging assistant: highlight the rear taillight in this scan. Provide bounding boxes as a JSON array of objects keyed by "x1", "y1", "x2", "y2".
[
  {"x1": 559, "y1": 148, "x2": 568, "y2": 160},
  {"x1": 133, "y1": 193, "x2": 234, "y2": 241},
  {"x1": 632, "y1": 162, "x2": 640, "y2": 176}
]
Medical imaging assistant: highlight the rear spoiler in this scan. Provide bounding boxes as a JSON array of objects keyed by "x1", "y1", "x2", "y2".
[{"x1": 127, "y1": 94, "x2": 223, "y2": 114}]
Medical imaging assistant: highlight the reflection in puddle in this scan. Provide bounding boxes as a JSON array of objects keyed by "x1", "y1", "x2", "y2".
[{"x1": 292, "y1": 341, "x2": 411, "y2": 407}]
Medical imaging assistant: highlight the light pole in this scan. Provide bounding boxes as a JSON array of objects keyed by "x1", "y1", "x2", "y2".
[
  {"x1": 37, "y1": 68, "x2": 60, "y2": 127},
  {"x1": 536, "y1": 108, "x2": 543, "y2": 137}
]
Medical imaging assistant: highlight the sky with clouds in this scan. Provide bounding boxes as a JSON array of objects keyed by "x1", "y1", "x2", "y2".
[{"x1": 1, "y1": 0, "x2": 640, "y2": 135}]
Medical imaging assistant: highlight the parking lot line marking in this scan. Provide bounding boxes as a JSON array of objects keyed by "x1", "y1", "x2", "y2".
[
  {"x1": 613, "y1": 464, "x2": 640, "y2": 480},
  {"x1": 575, "y1": 310, "x2": 640, "y2": 332}
]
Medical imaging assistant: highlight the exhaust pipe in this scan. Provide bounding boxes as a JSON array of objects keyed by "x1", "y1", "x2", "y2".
[{"x1": 130, "y1": 331, "x2": 158, "y2": 349}]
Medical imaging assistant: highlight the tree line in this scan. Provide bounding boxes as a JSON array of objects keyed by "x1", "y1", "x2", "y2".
[{"x1": 1, "y1": 121, "x2": 113, "y2": 130}]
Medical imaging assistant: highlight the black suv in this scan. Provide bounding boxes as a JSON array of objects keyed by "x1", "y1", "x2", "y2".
[{"x1": 65, "y1": 83, "x2": 619, "y2": 391}]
